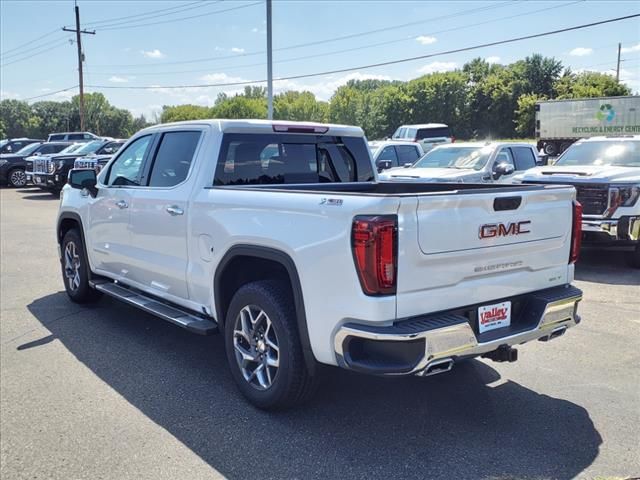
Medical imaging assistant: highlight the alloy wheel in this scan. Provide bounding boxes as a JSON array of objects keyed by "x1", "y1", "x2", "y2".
[
  {"x1": 9, "y1": 170, "x2": 27, "y2": 187},
  {"x1": 233, "y1": 305, "x2": 280, "y2": 390},
  {"x1": 64, "y1": 241, "x2": 81, "y2": 292}
]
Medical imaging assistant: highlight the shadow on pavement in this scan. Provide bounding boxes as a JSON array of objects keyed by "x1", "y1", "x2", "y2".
[
  {"x1": 26, "y1": 292, "x2": 602, "y2": 480},
  {"x1": 20, "y1": 192, "x2": 59, "y2": 201},
  {"x1": 575, "y1": 249, "x2": 639, "y2": 286}
]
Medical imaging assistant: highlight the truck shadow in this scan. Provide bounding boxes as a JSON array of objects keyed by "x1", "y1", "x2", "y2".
[
  {"x1": 575, "y1": 249, "x2": 639, "y2": 285},
  {"x1": 26, "y1": 293, "x2": 602, "y2": 480}
]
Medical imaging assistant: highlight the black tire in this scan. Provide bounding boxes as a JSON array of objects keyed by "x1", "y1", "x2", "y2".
[
  {"x1": 543, "y1": 142, "x2": 558, "y2": 156},
  {"x1": 627, "y1": 244, "x2": 640, "y2": 269},
  {"x1": 7, "y1": 168, "x2": 27, "y2": 188},
  {"x1": 60, "y1": 228, "x2": 102, "y2": 303},
  {"x1": 224, "y1": 280, "x2": 318, "y2": 410}
]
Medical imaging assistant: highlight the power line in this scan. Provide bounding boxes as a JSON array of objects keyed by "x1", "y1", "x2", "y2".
[
  {"x1": 89, "y1": 0, "x2": 522, "y2": 68},
  {"x1": 97, "y1": 1, "x2": 262, "y2": 31},
  {"x1": 86, "y1": 14, "x2": 640, "y2": 91},
  {"x1": 86, "y1": 0, "x2": 584, "y2": 77},
  {"x1": 82, "y1": 0, "x2": 207, "y2": 27},
  {"x1": 0, "y1": 28, "x2": 62, "y2": 56},
  {"x1": 1, "y1": 39, "x2": 73, "y2": 67},
  {"x1": 1, "y1": 34, "x2": 73, "y2": 61},
  {"x1": 22, "y1": 85, "x2": 79, "y2": 102}
]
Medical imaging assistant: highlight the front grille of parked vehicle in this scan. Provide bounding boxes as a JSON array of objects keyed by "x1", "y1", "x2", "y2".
[
  {"x1": 33, "y1": 158, "x2": 50, "y2": 175},
  {"x1": 575, "y1": 184, "x2": 608, "y2": 216},
  {"x1": 74, "y1": 159, "x2": 96, "y2": 169}
]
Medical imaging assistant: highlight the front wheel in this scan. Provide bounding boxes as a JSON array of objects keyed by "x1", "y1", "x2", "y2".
[
  {"x1": 61, "y1": 229, "x2": 102, "y2": 303},
  {"x1": 8, "y1": 168, "x2": 27, "y2": 187},
  {"x1": 543, "y1": 142, "x2": 558, "y2": 156},
  {"x1": 224, "y1": 280, "x2": 318, "y2": 410}
]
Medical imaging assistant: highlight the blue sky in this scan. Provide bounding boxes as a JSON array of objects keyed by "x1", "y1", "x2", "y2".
[{"x1": 1, "y1": 0, "x2": 639, "y2": 119}]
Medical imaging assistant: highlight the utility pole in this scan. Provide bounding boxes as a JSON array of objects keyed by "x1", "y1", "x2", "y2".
[
  {"x1": 63, "y1": 2, "x2": 95, "y2": 131},
  {"x1": 266, "y1": 0, "x2": 273, "y2": 120},
  {"x1": 615, "y1": 42, "x2": 621, "y2": 83}
]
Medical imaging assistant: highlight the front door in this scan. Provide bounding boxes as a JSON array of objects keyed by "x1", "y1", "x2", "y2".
[{"x1": 86, "y1": 135, "x2": 153, "y2": 279}]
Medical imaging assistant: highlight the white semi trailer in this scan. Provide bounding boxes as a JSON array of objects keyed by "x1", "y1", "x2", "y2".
[{"x1": 535, "y1": 95, "x2": 640, "y2": 156}]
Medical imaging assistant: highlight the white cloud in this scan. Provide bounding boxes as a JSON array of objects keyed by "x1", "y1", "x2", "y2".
[
  {"x1": 417, "y1": 61, "x2": 458, "y2": 74},
  {"x1": 621, "y1": 43, "x2": 640, "y2": 53},
  {"x1": 140, "y1": 49, "x2": 165, "y2": 59},
  {"x1": 0, "y1": 90, "x2": 20, "y2": 100},
  {"x1": 569, "y1": 47, "x2": 593, "y2": 57},
  {"x1": 415, "y1": 35, "x2": 437, "y2": 45},
  {"x1": 231, "y1": 47, "x2": 245, "y2": 54},
  {"x1": 39, "y1": 87, "x2": 52, "y2": 92},
  {"x1": 109, "y1": 76, "x2": 129, "y2": 83},
  {"x1": 486, "y1": 56, "x2": 501, "y2": 64},
  {"x1": 199, "y1": 72, "x2": 247, "y2": 84}
]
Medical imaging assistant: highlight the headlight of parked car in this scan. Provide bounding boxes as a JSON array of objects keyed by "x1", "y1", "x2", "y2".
[
  {"x1": 48, "y1": 162, "x2": 56, "y2": 174},
  {"x1": 612, "y1": 184, "x2": 640, "y2": 207},
  {"x1": 0, "y1": 159, "x2": 8, "y2": 166}
]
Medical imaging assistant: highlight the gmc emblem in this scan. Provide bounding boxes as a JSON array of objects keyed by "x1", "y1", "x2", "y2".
[{"x1": 479, "y1": 221, "x2": 531, "y2": 239}]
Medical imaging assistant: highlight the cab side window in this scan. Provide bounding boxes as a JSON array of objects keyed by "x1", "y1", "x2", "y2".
[
  {"x1": 495, "y1": 148, "x2": 515, "y2": 168},
  {"x1": 512, "y1": 146, "x2": 537, "y2": 170},
  {"x1": 396, "y1": 145, "x2": 420, "y2": 165},
  {"x1": 68, "y1": 134, "x2": 85, "y2": 141},
  {"x1": 378, "y1": 146, "x2": 398, "y2": 166},
  {"x1": 147, "y1": 131, "x2": 201, "y2": 187},
  {"x1": 106, "y1": 135, "x2": 152, "y2": 186}
]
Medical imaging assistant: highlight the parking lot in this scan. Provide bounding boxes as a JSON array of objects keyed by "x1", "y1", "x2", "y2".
[{"x1": 1, "y1": 186, "x2": 638, "y2": 480}]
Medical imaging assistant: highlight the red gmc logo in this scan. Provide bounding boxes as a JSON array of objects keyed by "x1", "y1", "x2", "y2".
[{"x1": 479, "y1": 221, "x2": 531, "y2": 239}]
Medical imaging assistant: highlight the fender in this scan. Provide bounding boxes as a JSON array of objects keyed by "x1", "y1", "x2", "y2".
[
  {"x1": 56, "y1": 211, "x2": 94, "y2": 273},
  {"x1": 214, "y1": 245, "x2": 316, "y2": 372}
]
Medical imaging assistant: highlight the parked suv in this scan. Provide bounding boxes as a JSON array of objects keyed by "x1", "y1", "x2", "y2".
[
  {"x1": 0, "y1": 138, "x2": 44, "y2": 154},
  {"x1": 379, "y1": 142, "x2": 539, "y2": 184},
  {"x1": 391, "y1": 123, "x2": 453, "y2": 152},
  {"x1": 519, "y1": 136, "x2": 640, "y2": 267},
  {"x1": 74, "y1": 140, "x2": 126, "y2": 173},
  {"x1": 368, "y1": 140, "x2": 423, "y2": 172},
  {"x1": 57, "y1": 120, "x2": 582, "y2": 409},
  {"x1": 47, "y1": 132, "x2": 100, "y2": 142}
]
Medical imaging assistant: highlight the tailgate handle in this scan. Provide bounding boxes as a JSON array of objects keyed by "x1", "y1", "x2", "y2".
[{"x1": 494, "y1": 196, "x2": 522, "y2": 211}]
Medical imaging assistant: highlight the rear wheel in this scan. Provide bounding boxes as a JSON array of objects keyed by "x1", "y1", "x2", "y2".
[
  {"x1": 224, "y1": 280, "x2": 318, "y2": 410},
  {"x1": 61, "y1": 228, "x2": 102, "y2": 303},
  {"x1": 7, "y1": 168, "x2": 27, "y2": 187}
]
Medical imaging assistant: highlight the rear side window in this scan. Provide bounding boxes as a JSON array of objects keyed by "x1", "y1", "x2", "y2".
[
  {"x1": 68, "y1": 134, "x2": 85, "y2": 140},
  {"x1": 511, "y1": 146, "x2": 537, "y2": 170},
  {"x1": 396, "y1": 145, "x2": 420, "y2": 164},
  {"x1": 148, "y1": 131, "x2": 201, "y2": 187},
  {"x1": 416, "y1": 127, "x2": 451, "y2": 140},
  {"x1": 49, "y1": 134, "x2": 65, "y2": 141},
  {"x1": 378, "y1": 146, "x2": 398, "y2": 166},
  {"x1": 214, "y1": 133, "x2": 374, "y2": 186}
]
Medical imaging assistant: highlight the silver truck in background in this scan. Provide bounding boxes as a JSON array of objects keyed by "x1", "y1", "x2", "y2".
[{"x1": 536, "y1": 96, "x2": 640, "y2": 157}]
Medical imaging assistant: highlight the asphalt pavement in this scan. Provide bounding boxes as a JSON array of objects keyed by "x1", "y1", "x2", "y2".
[{"x1": 1, "y1": 186, "x2": 638, "y2": 480}]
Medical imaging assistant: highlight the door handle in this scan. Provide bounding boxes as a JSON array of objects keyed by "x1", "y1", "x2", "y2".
[
  {"x1": 115, "y1": 200, "x2": 128, "y2": 209},
  {"x1": 166, "y1": 205, "x2": 184, "y2": 216}
]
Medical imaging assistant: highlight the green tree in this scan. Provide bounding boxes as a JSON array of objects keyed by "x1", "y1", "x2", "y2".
[
  {"x1": 212, "y1": 95, "x2": 266, "y2": 119},
  {"x1": 554, "y1": 71, "x2": 631, "y2": 98},
  {"x1": 274, "y1": 91, "x2": 328, "y2": 122},
  {"x1": 30, "y1": 101, "x2": 73, "y2": 138},
  {"x1": 514, "y1": 93, "x2": 545, "y2": 138},
  {"x1": 0, "y1": 99, "x2": 40, "y2": 138},
  {"x1": 160, "y1": 104, "x2": 212, "y2": 123}
]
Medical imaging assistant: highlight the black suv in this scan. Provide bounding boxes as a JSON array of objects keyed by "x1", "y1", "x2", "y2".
[
  {"x1": 0, "y1": 138, "x2": 44, "y2": 155},
  {"x1": 1, "y1": 142, "x2": 74, "y2": 187}
]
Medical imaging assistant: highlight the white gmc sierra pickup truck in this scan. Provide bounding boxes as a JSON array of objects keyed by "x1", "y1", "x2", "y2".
[{"x1": 57, "y1": 120, "x2": 583, "y2": 409}]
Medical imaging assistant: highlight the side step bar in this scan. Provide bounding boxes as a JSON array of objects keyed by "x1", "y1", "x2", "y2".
[{"x1": 90, "y1": 279, "x2": 218, "y2": 335}]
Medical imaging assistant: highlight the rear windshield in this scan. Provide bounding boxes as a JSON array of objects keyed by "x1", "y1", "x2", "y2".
[
  {"x1": 555, "y1": 140, "x2": 640, "y2": 167},
  {"x1": 214, "y1": 133, "x2": 375, "y2": 186},
  {"x1": 416, "y1": 127, "x2": 451, "y2": 140},
  {"x1": 49, "y1": 134, "x2": 65, "y2": 141},
  {"x1": 15, "y1": 142, "x2": 42, "y2": 155}
]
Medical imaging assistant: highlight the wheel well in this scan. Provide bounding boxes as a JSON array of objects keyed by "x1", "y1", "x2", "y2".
[
  {"x1": 58, "y1": 218, "x2": 80, "y2": 244},
  {"x1": 216, "y1": 255, "x2": 291, "y2": 326}
]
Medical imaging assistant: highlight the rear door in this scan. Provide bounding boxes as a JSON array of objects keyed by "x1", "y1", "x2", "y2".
[
  {"x1": 395, "y1": 186, "x2": 574, "y2": 318},
  {"x1": 126, "y1": 129, "x2": 204, "y2": 300}
]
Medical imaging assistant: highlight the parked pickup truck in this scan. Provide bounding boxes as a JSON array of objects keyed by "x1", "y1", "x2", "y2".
[
  {"x1": 519, "y1": 135, "x2": 640, "y2": 267},
  {"x1": 57, "y1": 120, "x2": 583, "y2": 409}
]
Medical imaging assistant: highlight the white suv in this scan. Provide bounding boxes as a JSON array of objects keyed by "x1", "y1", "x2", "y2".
[{"x1": 391, "y1": 123, "x2": 453, "y2": 152}]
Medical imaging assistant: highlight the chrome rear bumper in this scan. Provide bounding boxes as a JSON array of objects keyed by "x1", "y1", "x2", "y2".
[{"x1": 334, "y1": 285, "x2": 582, "y2": 376}]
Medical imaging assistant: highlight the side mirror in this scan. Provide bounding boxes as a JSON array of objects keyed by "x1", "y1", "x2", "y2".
[
  {"x1": 537, "y1": 154, "x2": 549, "y2": 166},
  {"x1": 377, "y1": 160, "x2": 393, "y2": 172},
  {"x1": 493, "y1": 162, "x2": 515, "y2": 179},
  {"x1": 68, "y1": 168, "x2": 98, "y2": 197}
]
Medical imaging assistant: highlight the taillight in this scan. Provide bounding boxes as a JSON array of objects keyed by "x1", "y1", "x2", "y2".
[
  {"x1": 570, "y1": 201, "x2": 582, "y2": 264},
  {"x1": 351, "y1": 215, "x2": 397, "y2": 295}
]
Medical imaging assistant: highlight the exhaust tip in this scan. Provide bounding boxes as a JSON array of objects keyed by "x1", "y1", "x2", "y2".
[{"x1": 422, "y1": 358, "x2": 454, "y2": 376}]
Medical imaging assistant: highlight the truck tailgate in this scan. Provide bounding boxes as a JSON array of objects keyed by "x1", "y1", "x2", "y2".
[{"x1": 396, "y1": 186, "x2": 575, "y2": 318}]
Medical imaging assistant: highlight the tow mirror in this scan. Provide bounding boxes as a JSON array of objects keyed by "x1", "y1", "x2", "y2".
[
  {"x1": 68, "y1": 168, "x2": 98, "y2": 197},
  {"x1": 493, "y1": 162, "x2": 515, "y2": 179}
]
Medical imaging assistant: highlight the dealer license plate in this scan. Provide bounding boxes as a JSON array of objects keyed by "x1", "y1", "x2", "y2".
[{"x1": 478, "y1": 301, "x2": 511, "y2": 334}]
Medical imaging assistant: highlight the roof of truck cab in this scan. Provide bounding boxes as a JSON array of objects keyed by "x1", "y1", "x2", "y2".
[
  {"x1": 398, "y1": 123, "x2": 448, "y2": 129},
  {"x1": 140, "y1": 119, "x2": 364, "y2": 137}
]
